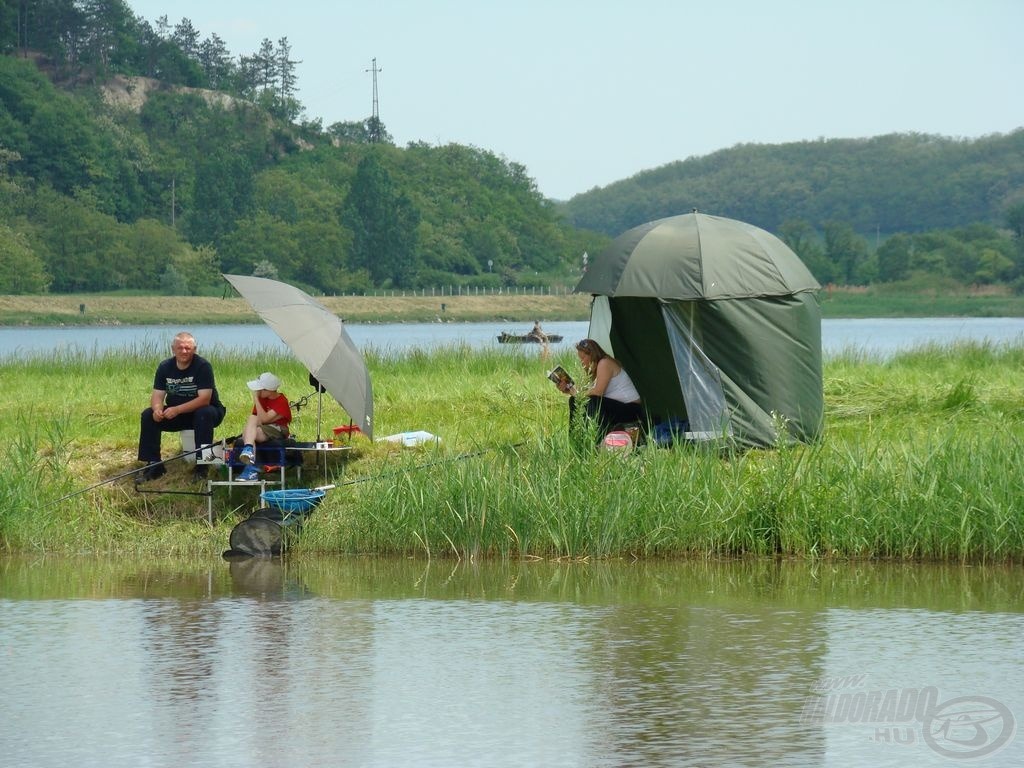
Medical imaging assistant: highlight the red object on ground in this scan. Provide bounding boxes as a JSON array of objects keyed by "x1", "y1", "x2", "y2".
[{"x1": 602, "y1": 431, "x2": 633, "y2": 451}]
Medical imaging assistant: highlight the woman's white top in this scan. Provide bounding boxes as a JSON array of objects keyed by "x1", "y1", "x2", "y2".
[{"x1": 604, "y1": 367, "x2": 641, "y2": 403}]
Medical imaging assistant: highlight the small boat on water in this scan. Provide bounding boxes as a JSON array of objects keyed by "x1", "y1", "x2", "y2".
[{"x1": 497, "y1": 331, "x2": 563, "y2": 344}]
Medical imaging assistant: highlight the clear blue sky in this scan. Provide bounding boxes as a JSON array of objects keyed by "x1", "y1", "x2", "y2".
[{"x1": 128, "y1": 0, "x2": 1023, "y2": 201}]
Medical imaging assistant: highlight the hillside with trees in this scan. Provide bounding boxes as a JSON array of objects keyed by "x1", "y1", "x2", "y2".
[
  {"x1": 561, "y1": 132, "x2": 1024, "y2": 288},
  {"x1": 0, "y1": 0, "x2": 1022, "y2": 296},
  {"x1": 0, "y1": 0, "x2": 600, "y2": 295},
  {"x1": 562, "y1": 132, "x2": 1024, "y2": 237}
]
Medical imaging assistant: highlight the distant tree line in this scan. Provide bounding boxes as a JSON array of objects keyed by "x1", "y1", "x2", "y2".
[
  {"x1": 777, "y1": 217, "x2": 1024, "y2": 292},
  {"x1": 563, "y1": 131, "x2": 1024, "y2": 291},
  {"x1": 561, "y1": 133, "x2": 1024, "y2": 238}
]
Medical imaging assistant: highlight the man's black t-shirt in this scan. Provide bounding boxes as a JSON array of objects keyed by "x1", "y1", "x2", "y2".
[{"x1": 153, "y1": 354, "x2": 223, "y2": 409}]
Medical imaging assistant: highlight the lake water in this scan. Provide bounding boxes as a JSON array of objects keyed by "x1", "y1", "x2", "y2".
[
  {"x1": 3, "y1": 317, "x2": 1023, "y2": 765},
  {"x1": 1, "y1": 556, "x2": 1020, "y2": 767},
  {"x1": 3, "y1": 317, "x2": 1024, "y2": 360}
]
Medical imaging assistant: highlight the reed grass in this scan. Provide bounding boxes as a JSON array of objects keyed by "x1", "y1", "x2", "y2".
[{"x1": 2, "y1": 341, "x2": 1023, "y2": 562}]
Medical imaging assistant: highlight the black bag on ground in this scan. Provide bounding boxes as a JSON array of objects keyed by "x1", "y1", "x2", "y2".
[{"x1": 227, "y1": 507, "x2": 307, "y2": 557}]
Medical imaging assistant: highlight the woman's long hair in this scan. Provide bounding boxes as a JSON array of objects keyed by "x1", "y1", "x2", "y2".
[{"x1": 575, "y1": 338, "x2": 608, "y2": 379}]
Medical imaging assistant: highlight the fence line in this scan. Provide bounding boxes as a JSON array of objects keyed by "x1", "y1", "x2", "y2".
[{"x1": 340, "y1": 285, "x2": 581, "y2": 298}]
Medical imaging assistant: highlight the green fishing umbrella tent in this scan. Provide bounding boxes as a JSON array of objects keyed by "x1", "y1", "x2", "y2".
[{"x1": 575, "y1": 211, "x2": 823, "y2": 447}]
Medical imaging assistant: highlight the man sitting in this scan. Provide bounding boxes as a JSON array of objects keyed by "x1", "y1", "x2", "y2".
[
  {"x1": 527, "y1": 320, "x2": 548, "y2": 343},
  {"x1": 136, "y1": 331, "x2": 226, "y2": 484}
]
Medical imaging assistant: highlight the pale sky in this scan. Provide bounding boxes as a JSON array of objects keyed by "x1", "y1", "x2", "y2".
[{"x1": 128, "y1": 0, "x2": 1023, "y2": 201}]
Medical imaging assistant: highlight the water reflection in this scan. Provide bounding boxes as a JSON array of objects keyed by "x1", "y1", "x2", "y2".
[
  {"x1": 1, "y1": 557, "x2": 1021, "y2": 767},
  {"x1": 227, "y1": 557, "x2": 311, "y2": 599}
]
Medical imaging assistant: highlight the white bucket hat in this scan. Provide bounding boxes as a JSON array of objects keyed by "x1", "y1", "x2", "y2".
[{"x1": 247, "y1": 372, "x2": 281, "y2": 391}]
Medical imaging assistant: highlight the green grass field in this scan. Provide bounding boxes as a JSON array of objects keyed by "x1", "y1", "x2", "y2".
[{"x1": 2, "y1": 341, "x2": 1022, "y2": 563}]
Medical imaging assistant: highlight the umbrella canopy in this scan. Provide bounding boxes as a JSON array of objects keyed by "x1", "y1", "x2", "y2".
[
  {"x1": 575, "y1": 212, "x2": 820, "y2": 300},
  {"x1": 224, "y1": 274, "x2": 373, "y2": 439}
]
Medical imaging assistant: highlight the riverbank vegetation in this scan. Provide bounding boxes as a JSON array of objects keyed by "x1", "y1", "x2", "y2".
[
  {"x1": 0, "y1": 291, "x2": 592, "y2": 325},
  {"x1": 3, "y1": 285, "x2": 1024, "y2": 326},
  {"x1": 2, "y1": 342, "x2": 1022, "y2": 563}
]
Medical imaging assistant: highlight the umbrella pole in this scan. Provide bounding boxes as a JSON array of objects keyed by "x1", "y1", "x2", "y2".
[{"x1": 316, "y1": 387, "x2": 323, "y2": 443}]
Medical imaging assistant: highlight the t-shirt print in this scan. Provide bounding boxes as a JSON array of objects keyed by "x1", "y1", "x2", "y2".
[{"x1": 165, "y1": 375, "x2": 198, "y2": 399}]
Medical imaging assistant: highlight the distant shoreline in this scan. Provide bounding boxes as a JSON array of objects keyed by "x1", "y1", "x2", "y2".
[
  {"x1": 0, "y1": 293, "x2": 593, "y2": 326},
  {"x1": 1, "y1": 288, "x2": 1023, "y2": 325}
]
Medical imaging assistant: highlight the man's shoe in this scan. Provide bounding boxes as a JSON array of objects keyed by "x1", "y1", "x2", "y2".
[
  {"x1": 135, "y1": 462, "x2": 166, "y2": 484},
  {"x1": 191, "y1": 465, "x2": 209, "y2": 482},
  {"x1": 236, "y1": 465, "x2": 261, "y2": 482},
  {"x1": 239, "y1": 445, "x2": 255, "y2": 465}
]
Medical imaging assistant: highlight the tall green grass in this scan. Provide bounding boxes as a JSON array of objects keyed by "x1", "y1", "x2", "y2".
[
  {"x1": 2, "y1": 341, "x2": 1023, "y2": 562},
  {"x1": 306, "y1": 426, "x2": 1024, "y2": 563}
]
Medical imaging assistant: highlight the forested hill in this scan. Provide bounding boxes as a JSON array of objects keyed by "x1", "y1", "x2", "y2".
[
  {"x1": 1, "y1": 0, "x2": 1023, "y2": 296},
  {"x1": 0, "y1": 0, "x2": 610, "y2": 295},
  {"x1": 0, "y1": 54, "x2": 600, "y2": 295},
  {"x1": 561, "y1": 131, "x2": 1024, "y2": 237}
]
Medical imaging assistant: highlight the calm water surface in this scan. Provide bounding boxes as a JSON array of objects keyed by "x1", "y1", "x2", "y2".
[
  {"x1": 1, "y1": 556, "x2": 1021, "y2": 767},
  {"x1": 3, "y1": 317, "x2": 1024, "y2": 359}
]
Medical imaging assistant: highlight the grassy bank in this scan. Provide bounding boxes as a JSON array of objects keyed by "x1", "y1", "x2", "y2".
[
  {"x1": 2, "y1": 342, "x2": 1023, "y2": 562},
  {"x1": 2, "y1": 286, "x2": 1024, "y2": 325},
  {"x1": 818, "y1": 286, "x2": 1024, "y2": 318},
  {"x1": 0, "y1": 292, "x2": 592, "y2": 325}
]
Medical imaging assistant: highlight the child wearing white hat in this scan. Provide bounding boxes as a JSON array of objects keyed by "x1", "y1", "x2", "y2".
[{"x1": 236, "y1": 372, "x2": 292, "y2": 480}]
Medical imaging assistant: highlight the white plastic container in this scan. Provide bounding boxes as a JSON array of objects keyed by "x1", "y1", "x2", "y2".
[
  {"x1": 180, "y1": 429, "x2": 197, "y2": 464},
  {"x1": 198, "y1": 442, "x2": 226, "y2": 465},
  {"x1": 378, "y1": 430, "x2": 441, "y2": 447}
]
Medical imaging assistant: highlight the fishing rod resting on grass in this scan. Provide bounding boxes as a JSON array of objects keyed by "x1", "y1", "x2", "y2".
[
  {"x1": 45, "y1": 385, "x2": 329, "y2": 508},
  {"x1": 327, "y1": 441, "x2": 528, "y2": 490},
  {"x1": 45, "y1": 433, "x2": 242, "y2": 508},
  {"x1": 47, "y1": 435, "x2": 527, "y2": 511}
]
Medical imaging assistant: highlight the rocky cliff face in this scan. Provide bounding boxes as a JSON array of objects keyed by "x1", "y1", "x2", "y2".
[{"x1": 100, "y1": 75, "x2": 241, "y2": 112}]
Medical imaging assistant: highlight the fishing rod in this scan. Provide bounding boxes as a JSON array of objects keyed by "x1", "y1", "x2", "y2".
[
  {"x1": 129, "y1": 388, "x2": 326, "y2": 501},
  {"x1": 47, "y1": 380, "x2": 332, "y2": 508},
  {"x1": 48, "y1": 437, "x2": 525, "y2": 508},
  {"x1": 329, "y1": 441, "x2": 528, "y2": 489},
  {"x1": 289, "y1": 390, "x2": 317, "y2": 412},
  {"x1": 138, "y1": 440, "x2": 526, "y2": 503},
  {"x1": 45, "y1": 433, "x2": 242, "y2": 508},
  {"x1": 133, "y1": 486, "x2": 212, "y2": 498}
]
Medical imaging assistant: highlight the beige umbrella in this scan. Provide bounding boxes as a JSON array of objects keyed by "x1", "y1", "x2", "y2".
[{"x1": 224, "y1": 274, "x2": 373, "y2": 439}]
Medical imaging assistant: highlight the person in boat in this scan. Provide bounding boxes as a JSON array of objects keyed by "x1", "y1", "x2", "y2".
[
  {"x1": 235, "y1": 372, "x2": 293, "y2": 482},
  {"x1": 136, "y1": 331, "x2": 226, "y2": 484},
  {"x1": 527, "y1": 320, "x2": 548, "y2": 343},
  {"x1": 563, "y1": 338, "x2": 644, "y2": 440}
]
